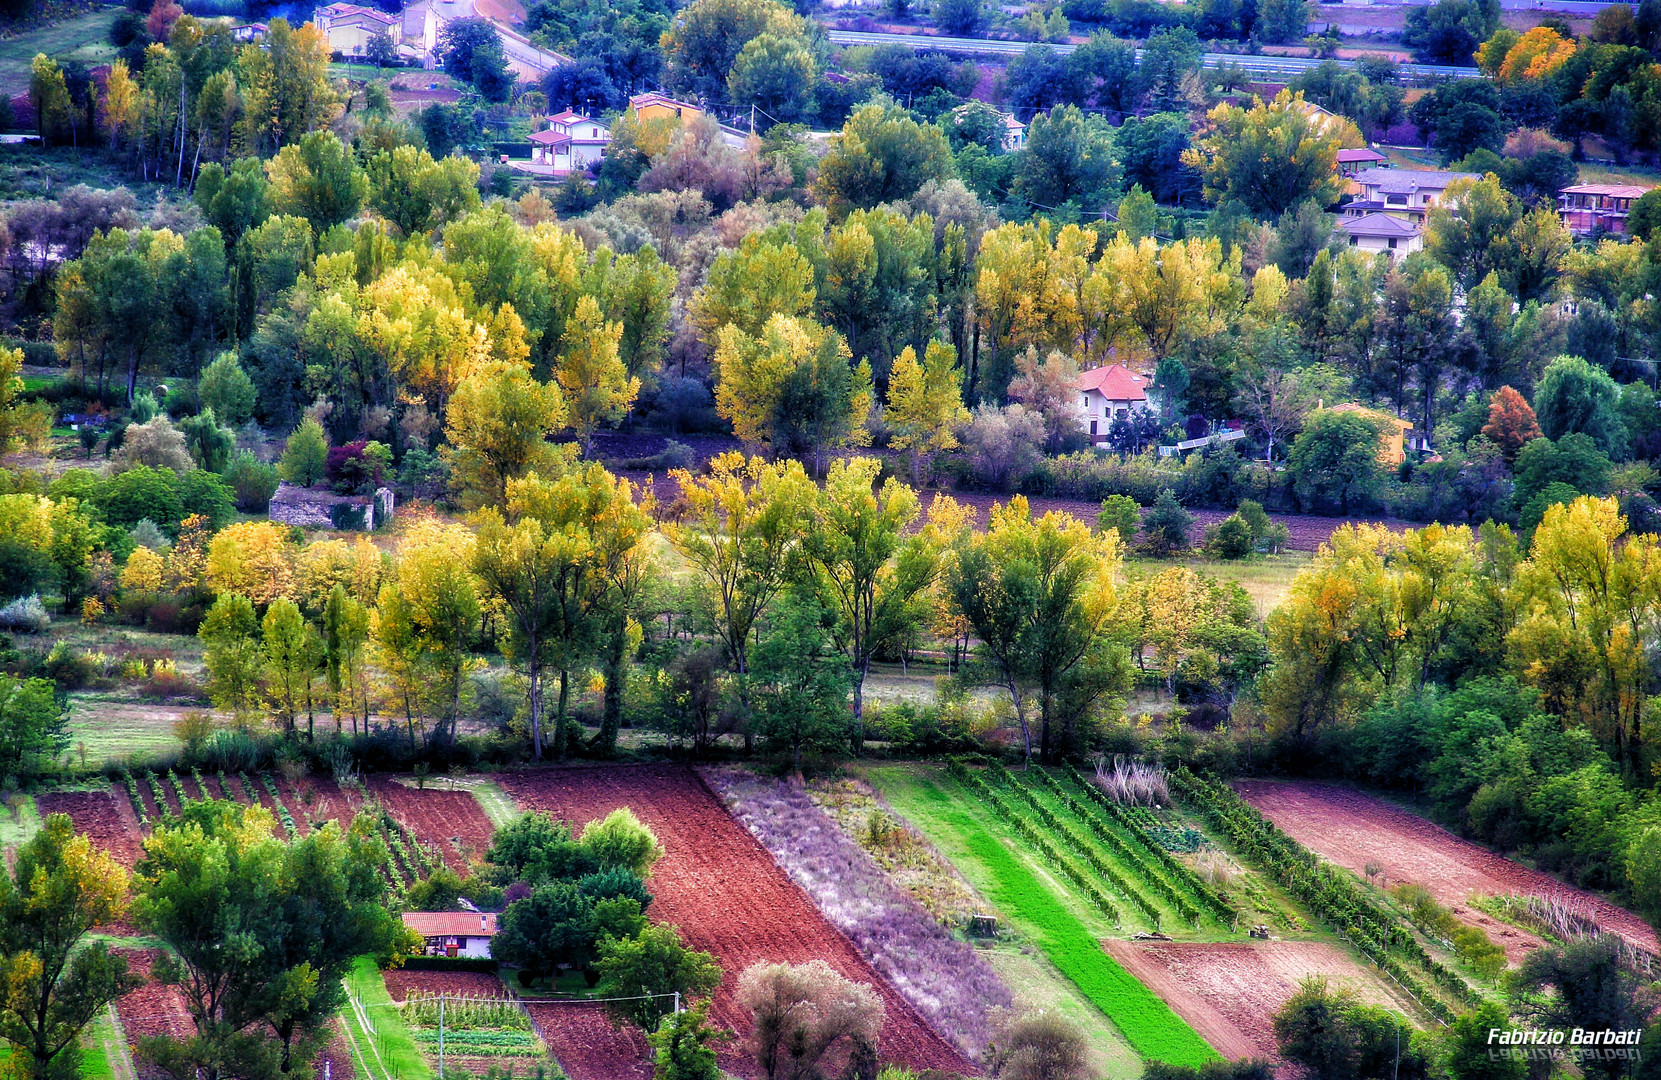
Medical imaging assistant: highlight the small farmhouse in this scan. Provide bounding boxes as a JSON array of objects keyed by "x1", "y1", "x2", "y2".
[
  {"x1": 404, "y1": 912, "x2": 497, "y2": 959},
  {"x1": 1076, "y1": 363, "x2": 1151, "y2": 444},
  {"x1": 1336, "y1": 211, "x2": 1422, "y2": 262},
  {"x1": 267, "y1": 483, "x2": 395, "y2": 531}
]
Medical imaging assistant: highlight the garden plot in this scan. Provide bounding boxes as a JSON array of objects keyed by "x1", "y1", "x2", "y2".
[{"x1": 1235, "y1": 780, "x2": 1659, "y2": 961}]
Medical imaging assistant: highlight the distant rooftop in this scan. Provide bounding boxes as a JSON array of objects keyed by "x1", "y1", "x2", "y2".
[
  {"x1": 1353, "y1": 168, "x2": 1480, "y2": 194},
  {"x1": 1336, "y1": 212, "x2": 1420, "y2": 238}
]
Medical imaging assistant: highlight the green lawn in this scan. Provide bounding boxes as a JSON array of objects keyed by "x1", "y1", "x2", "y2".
[
  {"x1": 0, "y1": 9, "x2": 119, "y2": 96},
  {"x1": 1122, "y1": 552, "x2": 1312, "y2": 618},
  {"x1": 0, "y1": 795, "x2": 42, "y2": 851},
  {"x1": 342, "y1": 956, "x2": 432, "y2": 1080},
  {"x1": 866, "y1": 764, "x2": 1219, "y2": 1070}
]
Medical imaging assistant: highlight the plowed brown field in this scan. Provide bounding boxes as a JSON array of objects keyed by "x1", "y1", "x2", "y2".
[
  {"x1": 1235, "y1": 780, "x2": 1660, "y2": 962},
  {"x1": 38, "y1": 789, "x2": 144, "y2": 866},
  {"x1": 495, "y1": 766, "x2": 973, "y2": 1079},
  {"x1": 524, "y1": 1003, "x2": 650, "y2": 1080},
  {"x1": 1104, "y1": 940, "x2": 1416, "y2": 1062},
  {"x1": 368, "y1": 778, "x2": 495, "y2": 873}
]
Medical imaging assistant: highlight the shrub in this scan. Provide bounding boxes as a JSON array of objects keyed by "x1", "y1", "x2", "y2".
[
  {"x1": 1203, "y1": 514, "x2": 1253, "y2": 559},
  {"x1": 197, "y1": 353, "x2": 257, "y2": 427},
  {"x1": 0, "y1": 595, "x2": 49, "y2": 633},
  {"x1": 222, "y1": 451, "x2": 280, "y2": 512},
  {"x1": 1139, "y1": 489, "x2": 1192, "y2": 556},
  {"x1": 1097, "y1": 494, "x2": 1141, "y2": 541},
  {"x1": 580, "y1": 808, "x2": 664, "y2": 877},
  {"x1": 113, "y1": 416, "x2": 195, "y2": 473},
  {"x1": 279, "y1": 418, "x2": 329, "y2": 487}
]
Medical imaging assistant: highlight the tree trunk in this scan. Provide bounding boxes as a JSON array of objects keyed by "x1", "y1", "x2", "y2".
[
  {"x1": 596, "y1": 609, "x2": 626, "y2": 755},
  {"x1": 1006, "y1": 676, "x2": 1031, "y2": 765},
  {"x1": 554, "y1": 669, "x2": 570, "y2": 762},
  {"x1": 851, "y1": 656, "x2": 868, "y2": 755},
  {"x1": 528, "y1": 661, "x2": 542, "y2": 761}
]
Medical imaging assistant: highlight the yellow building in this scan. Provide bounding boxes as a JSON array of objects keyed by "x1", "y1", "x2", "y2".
[
  {"x1": 629, "y1": 92, "x2": 702, "y2": 124},
  {"x1": 1331, "y1": 403, "x2": 1413, "y2": 465}
]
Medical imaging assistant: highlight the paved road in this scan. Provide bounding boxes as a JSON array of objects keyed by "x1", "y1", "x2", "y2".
[{"x1": 824, "y1": 28, "x2": 1483, "y2": 81}]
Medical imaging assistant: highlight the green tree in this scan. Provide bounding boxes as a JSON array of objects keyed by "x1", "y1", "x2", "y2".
[
  {"x1": 1511, "y1": 938, "x2": 1654, "y2": 1079},
  {"x1": 0, "y1": 677, "x2": 67, "y2": 782},
  {"x1": 1096, "y1": 495, "x2": 1141, "y2": 542},
  {"x1": 133, "y1": 801, "x2": 406, "y2": 1080},
  {"x1": 595, "y1": 925, "x2": 722, "y2": 1032},
  {"x1": 0, "y1": 815, "x2": 136, "y2": 1080},
  {"x1": 647, "y1": 999, "x2": 727, "y2": 1080},
  {"x1": 365, "y1": 145, "x2": 482, "y2": 237},
  {"x1": 690, "y1": 236, "x2": 816, "y2": 342},
  {"x1": 1287, "y1": 408, "x2": 1387, "y2": 514},
  {"x1": 1257, "y1": 0, "x2": 1311, "y2": 43},
  {"x1": 1274, "y1": 977, "x2": 1427, "y2": 1080},
  {"x1": 390, "y1": 518, "x2": 479, "y2": 749},
  {"x1": 1014, "y1": 104, "x2": 1119, "y2": 213},
  {"x1": 662, "y1": 0, "x2": 806, "y2": 101},
  {"x1": 321, "y1": 583, "x2": 370, "y2": 735},
  {"x1": 948, "y1": 497, "x2": 1122, "y2": 763},
  {"x1": 885, "y1": 341, "x2": 969, "y2": 484},
  {"x1": 749, "y1": 592, "x2": 852, "y2": 772},
  {"x1": 199, "y1": 593, "x2": 263, "y2": 721},
  {"x1": 197, "y1": 353, "x2": 257, "y2": 428},
  {"x1": 1532, "y1": 354, "x2": 1627, "y2": 458},
  {"x1": 262, "y1": 598, "x2": 322, "y2": 738},
  {"x1": 1140, "y1": 488, "x2": 1192, "y2": 556},
  {"x1": 1183, "y1": 90, "x2": 1350, "y2": 217},
  {"x1": 1437, "y1": 1002, "x2": 1525, "y2": 1080},
  {"x1": 802, "y1": 458, "x2": 948, "y2": 750},
  {"x1": 278, "y1": 418, "x2": 328, "y2": 487},
  {"x1": 727, "y1": 32, "x2": 817, "y2": 124},
  {"x1": 814, "y1": 103, "x2": 955, "y2": 215},
  {"x1": 265, "y1": 132, "x2": 366, "y2": 235},
  {"x1": 194, "y1": 159, "x2": 271, "y2": 251},
  {"x1": 492, "y1": 882, "x2": 599, "y2": 977},
  {"x1": 556, "y1": 296, "x2": 639, "y2": 458}
]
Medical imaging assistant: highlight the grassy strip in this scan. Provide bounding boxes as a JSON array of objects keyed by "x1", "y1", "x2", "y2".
[
  {"x1": 916, "y1": 775, "x2": 1217, "y2": 1066},
  {"x1": 469, "y1": 781, "x2": 520, "y2": 829},
  {"x1": 79, "y1": 1010, "x2": 119, "y2": 1080},
  {"x1": 343, "y1": 957, "x2": 432, "y2": 1080}
]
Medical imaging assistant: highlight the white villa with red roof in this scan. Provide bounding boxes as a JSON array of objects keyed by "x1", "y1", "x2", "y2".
[
  {"x1": 1077, "y1": 363, "x2": 1151, "y2": 443},
  {"x1": 403, "y1": 912, "x2": 498, "y2": 958},
  {"x1": 529, "y1": 111, "x2": 610, "y2": 172}
]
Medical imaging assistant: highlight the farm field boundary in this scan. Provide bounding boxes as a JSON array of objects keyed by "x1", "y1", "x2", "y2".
[{"x1": 885, "y1": 765, "x2": 1217, "y2": 1066}]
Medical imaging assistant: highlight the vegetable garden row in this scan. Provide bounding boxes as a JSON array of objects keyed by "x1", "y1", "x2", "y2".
[
  {"x1": 932, "y1": 763, "x2": 1218, "y2": 1066},
  {"x1": 1170, "y1": 768, "x2": 1482, "y2": 1022}
]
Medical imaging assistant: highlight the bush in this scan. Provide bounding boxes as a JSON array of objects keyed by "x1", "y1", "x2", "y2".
[
  {"x1": 1139, "y1": 489, "x2": 1192, "y2": 556},
  {"x1": 222, "y1": 451, "x2": 280, "y2": 512},
  {"x1": 1038, "y1": 450, "x2": 1181, "y2": 504},
  {"x1": 1203, "y1": 514, "x2": 1253, "y2": 559},
  {"x1": 1097, "y1": 494, "x2": 1141, "y2": 542},
  {"x1": 0, "y1": 595, "x2": 50, "y2": 634}
]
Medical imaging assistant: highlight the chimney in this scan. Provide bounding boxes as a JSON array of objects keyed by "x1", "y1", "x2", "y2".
[{"x1": 481, "y1": 914, "x2": 488, "y2": 931}]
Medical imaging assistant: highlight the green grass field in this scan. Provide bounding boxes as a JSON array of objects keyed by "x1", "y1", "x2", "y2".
[
  {"x1": 342, "y1": 957, "x2": 432, "y2": 1080},
  {"x1": 0, "y1": 9, "x2": 119, "y2": 96},
  {"x1": 866, "y1": 764, "x2": 1219, "y2": 1069}
]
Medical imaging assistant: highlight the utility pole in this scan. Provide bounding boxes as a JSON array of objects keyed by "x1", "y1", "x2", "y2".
[{"x1": 438, "y1": 993, "x2": 445, "y2": 1080}]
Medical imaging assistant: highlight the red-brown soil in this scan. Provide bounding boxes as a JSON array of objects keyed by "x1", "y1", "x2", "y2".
[
  {"x1": 113, "y1": 948, "x2": 195, "y2": 1080},
  {"x1": 38, "y1": 789, "x2": 144, "y2": 867},
  {"x1": 368, "y1": 777, "x2": 495, "y2": 874},
  {"x1": 382, "y1": 970, "x2": 508, "y2": 1001},
  {"x1": 1234, "y1": 780, "x2": 1661, "y2": 962},
  {"x1": 1104, "y1": 940, "x2": 1416, "y2": 1063},
  {"x1": 495, "y1": 765, "x2": 973, "y2": 1079},
  {"x1": 525, "y1": 1003, "x2": 651, "y2": 1080}
]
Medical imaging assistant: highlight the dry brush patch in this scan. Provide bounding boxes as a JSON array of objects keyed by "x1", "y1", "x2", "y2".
[{"x1": 703, "y1": 767, "x2": 1011, "y2": 1061}]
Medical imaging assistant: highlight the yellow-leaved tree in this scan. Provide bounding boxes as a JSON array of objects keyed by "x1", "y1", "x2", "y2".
[
  {"x1": 205, "y1": 521, "x2": 297, "y2": 606},
  {"x1": 555, "y1": 296, "x2": 639, "y2": 459},
  {"x1": 714, "y1": 314, "x2": 870, "y2": 473},
  {"x1": 885, "y1": 341, "x2": 969, "y2": 484},
  {"x1": 443, "y1": 361, "x2": 569, "y2": 510}
]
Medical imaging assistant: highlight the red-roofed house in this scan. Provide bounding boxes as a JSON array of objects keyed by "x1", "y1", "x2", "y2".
[
  {"x1": 1558, "y1": 183, "x2": 1654, "y2": 236},
  {"x1": 1077, "y1": 363, "x2": 1150, "y2": 443},
  {"x1": 403, "y1": 912, "x2": 497, "y2": 958}
]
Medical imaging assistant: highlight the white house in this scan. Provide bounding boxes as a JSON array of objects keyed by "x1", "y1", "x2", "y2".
[
  {"x1": 1077, "y1": 363, "x2": 1151, "y2": 444},
  {"x1": 1335, "y1": 211, "x2": 1422, "y2": 262},
  {"x1": 1345, "y1": 167, "x2": 1480, "y2": 226},
  {"x1": 403, "y1": 912, "x2": 498, "y2": 959}
]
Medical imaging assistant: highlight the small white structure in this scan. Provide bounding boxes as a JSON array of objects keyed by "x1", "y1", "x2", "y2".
[
  {"x1": 999, "y1": 112, "x2": 1026, "y2": 151},
  {"x1": 1336, "y1": 211, "x2": 1422, "y2": 262},
  {"x1": 1077, "y1": 363, "x2": 1151, "y2": 444},
  {"x1": 528, "y1": 111, "x2": 609, "y2": 171},
  {"x1": 404, "y1": 912, "x2": 497, "y2": 959}
]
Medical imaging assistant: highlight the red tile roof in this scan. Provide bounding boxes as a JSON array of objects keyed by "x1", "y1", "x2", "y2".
[
  {"x1": 1561, "y1": 183, "x2": 1653, "y2": 198},
  {"x1": 403, "y1": 912, "x2": 498, "y2": 937},
  {"x1": 1077, "y1": 363, "x2": 1147, "y2": 401},
  {"x1": 529, "y1": 129, "x2": 571, "y2": 145}
]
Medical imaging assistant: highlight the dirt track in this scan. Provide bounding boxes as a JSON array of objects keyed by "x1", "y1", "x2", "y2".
[
  {"x1": 496, "y1": 765, "x2": 974, "y2": 1080},
  {"x1": 1235, "y1": 781, "x2": 1660, "y2": 962},
  {"x1": 1104, "y1": 939, "x2": 1415, "y2": 1061}
]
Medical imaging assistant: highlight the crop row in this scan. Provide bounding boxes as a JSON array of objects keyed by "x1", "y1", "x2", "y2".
[
  {"x1": 918, "y1": 771, "x2": 1218, "y2": 1066},
  {"x1": 948, "y1": 761, "x2": 1126, "y2": 926},
  {"x1": 1013, "y1": 766, "x2": 1201, "y2": 927},
  {"x1": 1170, "y1": 769, "x2": 1477, "y2": 1021},
  {"x1": 975, "y1": 763, "x2": 1167, "y2": 927},
  {"x1": 404, "y1": 993, "x2": 530, "y2": 1031},
  {"x1": 1058, "y1": 764, "x2": 1236, "y2": 926},
  {"x1": 122, "y1": 773, "x2": 149, "y2": 829},
  {"x1": 261, "y1": 775, "x2": 300, "y2": 838},
  {"x1": 166, "y1": 770, "x2": 189, "y2": 807}
]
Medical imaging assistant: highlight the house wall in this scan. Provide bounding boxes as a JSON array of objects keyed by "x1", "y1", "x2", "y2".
[
  {"x1": 1345, "y1": 233, "x2": 1420, "y2": 262},
  {"x1": 326, "y1": 21, "x2": 391, "y2": 55}
]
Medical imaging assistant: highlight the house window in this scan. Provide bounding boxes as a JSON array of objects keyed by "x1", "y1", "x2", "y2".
[
  {"x1": 1082, "y1": 395, "x2": 1088, "y2": 408},
  {"x1": 1090, "y1": 420, "x2": 1097, "y2": 435},
  {"x1": 1349, "y1": 235, "x2": 1358, "y2": 246},
  {"x1": 1387, "y1": 238, "x2": 1397, "y2": 249},
  {"x1": 1386, "y1": 194, "x2": 1407, "y2": 206}
]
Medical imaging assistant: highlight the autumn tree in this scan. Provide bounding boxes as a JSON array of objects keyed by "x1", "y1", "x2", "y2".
[
  {"x1": 389, "y1": 518, "x2": 480, "y2": 748},
  {"x1": 321, "y1": 583, "x2": 370, "y2": 735},
  {"x1": 556, "y1": 296, "x2": 639, "y2": 458},
  {"x1": 714, "y1": 315, "x2": 871, "y2": 470},
  {"x1": 814, "y1": 102, "x2": 955, "y2": 215},
  {"x1": 665, "y1": 453, "x2": 814, "y2": 695},
  {"x1": 264, "y1": 131, "x2": 366, "y2": 234},
  {"x1": 689, "y1": 236, "x2": 816, "y2": 342},
  {"x1": 206, "y1": 522, "x2": 295, "y2": 606},
  {"x1": 442, "y1": 360, "x2": 568, "y2": 509},
  {"x1": 802, "y1": 459, "x2": 961, "y2": 751},
  {"x1": 1481, "y1": 385, "x2": 1541, "y2": 461},
  {"x1": 1182, "y1": 91, "x2": 1352, "y2": 218},
  {"x1": 885, "y1": 341, "x2": 969, "y2": 484},
  {"x1": 948, "y1": 497, "x2": 1122, "y2": 763},
  {"x1": 737, "y1": 961, "x2": 883, "y2": 1080},
  {"x1": 0, "y1": 815, "x2": 136, "y2": 1080}
]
